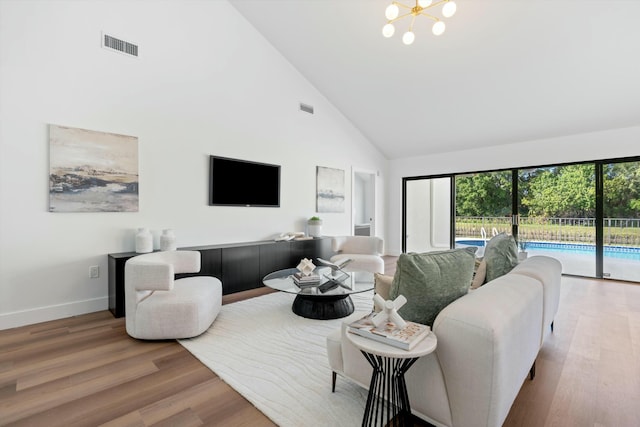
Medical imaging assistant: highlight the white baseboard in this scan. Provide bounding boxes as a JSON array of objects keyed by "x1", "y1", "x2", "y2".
[{"x1": 0, "y1": 297, "x2": 109, "y2": 331}]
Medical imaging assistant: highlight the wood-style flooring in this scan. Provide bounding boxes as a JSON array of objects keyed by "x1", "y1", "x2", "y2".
[
  {"x1": 2, "y1": 257, "x2": 639, "y2": 426},
  {"x1": 0, "y1": 288, "x2": 277, "y2": 427},
  {"x1": 505, "y1": 275, "x2": 640, "y2": 427}
]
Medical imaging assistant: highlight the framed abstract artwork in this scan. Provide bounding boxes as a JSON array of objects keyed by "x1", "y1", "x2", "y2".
[
  {"x1": 49, "y1": 124, "x2": 139, "y2": 212},
  {"x1": 316, "y1": 166, "x2": 345, "y2": 213}
]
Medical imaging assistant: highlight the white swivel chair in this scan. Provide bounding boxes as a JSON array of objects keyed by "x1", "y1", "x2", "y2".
[
  {"x1": 125, "y1": 250, "x2": 222, "y2": 340},
  {"x1": 330, "y1": 236, "x2": 385, "y2": 274}
]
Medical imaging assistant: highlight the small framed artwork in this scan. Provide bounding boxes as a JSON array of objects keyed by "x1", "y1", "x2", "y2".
[
  {"x1": 49, "y1": 124, "x2": 139, "y2": 212},
  {"x1": 316, "y1": 166, "x2": 345, "y2": 213}
]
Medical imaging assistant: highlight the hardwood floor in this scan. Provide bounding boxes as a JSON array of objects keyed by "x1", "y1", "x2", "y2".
[
  {"x1": 505, "y1": 276, "x2": 640, "y2": 427},
  {"x1": 2, "y1": 260, "x2": 639, "y2": 426},
  {"x1": 0, "y1": 290, "x2": 277, "y2": 427}
]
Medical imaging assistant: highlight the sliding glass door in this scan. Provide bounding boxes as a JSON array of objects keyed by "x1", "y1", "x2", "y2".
[
  {"x1": 602, "y1": 160, "x2": 640, "y2": 281},
  {"x1": 403, "y1": 156, "x2": 640, "y2": 283},
  {"x1": 518, "y1": 164, "x2": 597, "y2": 277},
  {"x1": 454, "y1": 171, "x2": 512, "y2": 257}
]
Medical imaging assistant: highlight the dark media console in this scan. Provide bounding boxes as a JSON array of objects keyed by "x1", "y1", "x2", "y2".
[{"x1": 108, "y1": 237, "x2": 334, "y2": 318}]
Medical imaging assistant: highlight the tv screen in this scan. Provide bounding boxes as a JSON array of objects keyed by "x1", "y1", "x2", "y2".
[{"x1": 209, "y1": 156, "x2": 280, "y2": 207}]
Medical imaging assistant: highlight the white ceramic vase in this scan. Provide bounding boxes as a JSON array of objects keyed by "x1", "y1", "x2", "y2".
[
  {"x1": 160, "y1": 229, "x2": 177, "y2": 251},
  {"x1": 135, "y1": 228, "x2": 153, "y2": 253}
]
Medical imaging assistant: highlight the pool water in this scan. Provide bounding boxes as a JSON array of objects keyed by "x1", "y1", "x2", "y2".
[{"x1": 456, "y1": 239, "x2": 640, "y2": 261}]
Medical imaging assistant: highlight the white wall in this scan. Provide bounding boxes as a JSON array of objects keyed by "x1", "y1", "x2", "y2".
[
  {"x1": 387, "y1": 126, "x2": 640, "y2": 255},
  {"x1": 0, "y1": 0, "x2": 388, "y2": 329}
]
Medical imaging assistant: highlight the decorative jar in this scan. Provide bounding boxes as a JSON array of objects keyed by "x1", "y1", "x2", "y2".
[
  {"x1": 135, "y1": 228, "x2": 153, "y2": 253},
  {"x1": 160, "y1": 229, "x2": 177, "y2": 251}
]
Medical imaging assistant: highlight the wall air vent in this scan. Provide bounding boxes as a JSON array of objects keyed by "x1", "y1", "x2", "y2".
[
  {"x1": 299, "y1": 103, "x2": 314, "y2": 114},
  {"x1": 102, "y1": 32, "x2": 138, "y2": 57}
]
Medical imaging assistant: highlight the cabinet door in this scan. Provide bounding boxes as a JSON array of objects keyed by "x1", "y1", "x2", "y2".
[
  {"x1": 200, "y1": 248, "x2": 222, "y2": 279},
  {"x1": 315, "y1": 237, "x2": 334, "y2": 260},
  {"x1": 222, "y1": 246, "x2": 261, "y2": 293},
  {"x1": 290, "y1": 237, "x2": 334, "y2": 265},
  {"x1": 259, "y1": 241, "x2": 291, "y2": 279}
]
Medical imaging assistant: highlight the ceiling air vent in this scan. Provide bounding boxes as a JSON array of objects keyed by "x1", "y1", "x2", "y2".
[
  {"x1": 102, "y1": 32, "x2": 138, "y2": 57},
  {"x1": 299, "y1": 103, "x2": 314, "y2": 114}
]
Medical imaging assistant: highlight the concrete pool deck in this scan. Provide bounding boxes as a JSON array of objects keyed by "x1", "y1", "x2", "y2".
[
  {"x1": 525, "y1": 248, "x2": 640, "y2": 282},
  {"x1": 456, "y1": 239, "x2": 640, "y2": 282}
]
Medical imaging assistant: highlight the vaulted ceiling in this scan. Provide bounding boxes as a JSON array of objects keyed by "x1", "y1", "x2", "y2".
[{"x1": 229, "y1": 0, "x2": 640, "y2": 159}]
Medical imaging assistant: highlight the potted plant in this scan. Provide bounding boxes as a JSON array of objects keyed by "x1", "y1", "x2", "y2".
[
  {"x1": 517, "y1": 239, "x2": 529, "y2": 260},
  {"x1": 307, "y1": 216, "x2": 323, "y2": 237}
]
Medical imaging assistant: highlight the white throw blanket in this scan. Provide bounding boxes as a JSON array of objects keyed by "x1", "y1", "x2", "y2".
[{"x1": 179, "y1": 291, "x2": 374, "y2": 426}]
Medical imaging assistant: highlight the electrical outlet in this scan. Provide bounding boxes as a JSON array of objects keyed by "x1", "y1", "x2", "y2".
[{"x1": 90, "y1": 266, "x2": 100, "y2": 279}]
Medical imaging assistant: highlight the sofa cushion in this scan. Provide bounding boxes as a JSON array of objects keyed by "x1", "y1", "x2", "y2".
[
  {"x1": 483, "y1": 233, "x2": 519, "y2": 283},
  {"x1": 374, "y1": 273, "x2": 394, "y2": 301},
  {"x1": 389, "y1": 247, "x2": 476, "y2": 327},
  {"x1": 470, "y1": 259, "x2": 487, "y2": 289}
]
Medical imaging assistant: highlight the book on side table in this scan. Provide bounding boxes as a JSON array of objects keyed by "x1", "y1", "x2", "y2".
[{"x1": 347, "y1": 312, "x2": 430, "y2": 351}]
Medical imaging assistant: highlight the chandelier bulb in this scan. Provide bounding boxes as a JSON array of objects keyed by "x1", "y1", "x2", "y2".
[
  {"x1": 402, "y1": 31, "x2": 415, "y2": 45},
  {"x1": 442, "y1": 1, "x2": 457, "y2": 18},
  {"x1": 385, "y1": 4, "x2": 400, "y2": 20},
  {"x1": 382, "y1": 23, "x2": 395, "y2": 38},
  {"x1": 382, "y1": 1, "x2": 456, "y2": 43},
  {"x1": 432, "y1": 21, "x2": 446, "y2": 36}
]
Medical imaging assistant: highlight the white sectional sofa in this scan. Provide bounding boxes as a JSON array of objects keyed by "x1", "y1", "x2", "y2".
[{"x1": 326, "y1": 255, "x2": 562, "y2": 427}]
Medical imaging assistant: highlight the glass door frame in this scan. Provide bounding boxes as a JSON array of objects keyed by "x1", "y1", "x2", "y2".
[{"x1": 402, "y1": 155, "x2": 640, "y2": 281}]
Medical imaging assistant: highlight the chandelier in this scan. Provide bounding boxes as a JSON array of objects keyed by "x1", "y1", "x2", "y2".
[{"x1": 382, "y1": 0, "x2": 457, "y2": 45}]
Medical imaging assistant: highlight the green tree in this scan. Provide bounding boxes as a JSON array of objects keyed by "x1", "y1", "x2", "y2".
[
  {"x1": 455, "y1": 171, "x2": 511, "y2": 217},
  {"x1": 604, "y1": 162, "x2": 640, "y2": 218},
  {"x1": 456, "y1": 161, "x2": 640, "y2": 221},
  {"x1": 522, "y1": 165, "x2": 595, "y2": 217}
]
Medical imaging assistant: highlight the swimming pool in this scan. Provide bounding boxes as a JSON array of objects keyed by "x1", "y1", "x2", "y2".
[{"x1": 456, "y1": 239, "x2": 640, "y2": 261}]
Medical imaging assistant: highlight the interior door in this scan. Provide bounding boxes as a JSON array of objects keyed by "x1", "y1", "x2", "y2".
[{"x1": 353, "y1": 170, "x2": 376, "y2": 236}]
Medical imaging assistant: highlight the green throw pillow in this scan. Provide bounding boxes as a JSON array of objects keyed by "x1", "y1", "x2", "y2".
[
  {"x1": 483, "y1": 233, "x2": 519, "y2": 283},
  {"x1": 389, "y1": 247, "x2": 476, "y2": 327}
]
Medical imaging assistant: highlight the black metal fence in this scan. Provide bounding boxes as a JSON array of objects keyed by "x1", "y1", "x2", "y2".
[{"x1": 456, "y1": 216, "x2": 640, "y2": 246}]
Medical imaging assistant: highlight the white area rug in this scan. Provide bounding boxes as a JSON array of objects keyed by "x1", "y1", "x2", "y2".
[{"x1": 179, "y1": 291, "x2": 374, "y2": 427}]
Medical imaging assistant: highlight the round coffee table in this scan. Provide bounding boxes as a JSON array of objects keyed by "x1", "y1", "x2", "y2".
[{"x1": 262, "y1": 267, "x2": 374, "y2": 320}]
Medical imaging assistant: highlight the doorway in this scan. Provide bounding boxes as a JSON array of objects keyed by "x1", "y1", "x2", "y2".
[{"x1": 352, "y1": 170, "x2": 376, "y2": 236}]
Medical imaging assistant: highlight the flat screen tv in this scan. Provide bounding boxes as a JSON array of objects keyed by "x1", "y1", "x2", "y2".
[{"x1": 209, "y1": 156, "x2": 280, "y2": 207}]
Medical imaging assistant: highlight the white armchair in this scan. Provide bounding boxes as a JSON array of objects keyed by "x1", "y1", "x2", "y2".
[
  {"x1": 125, "y1": 250, "x2": 222, "y2": 340},
  {"x1": 330, "y1": 236, "x2": 385, "y2": 274}
]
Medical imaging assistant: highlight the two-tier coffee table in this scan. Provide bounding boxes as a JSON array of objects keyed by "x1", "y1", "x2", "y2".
[{"x1": 262, "y1": 267, "x2": 374, "y2": 320}]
